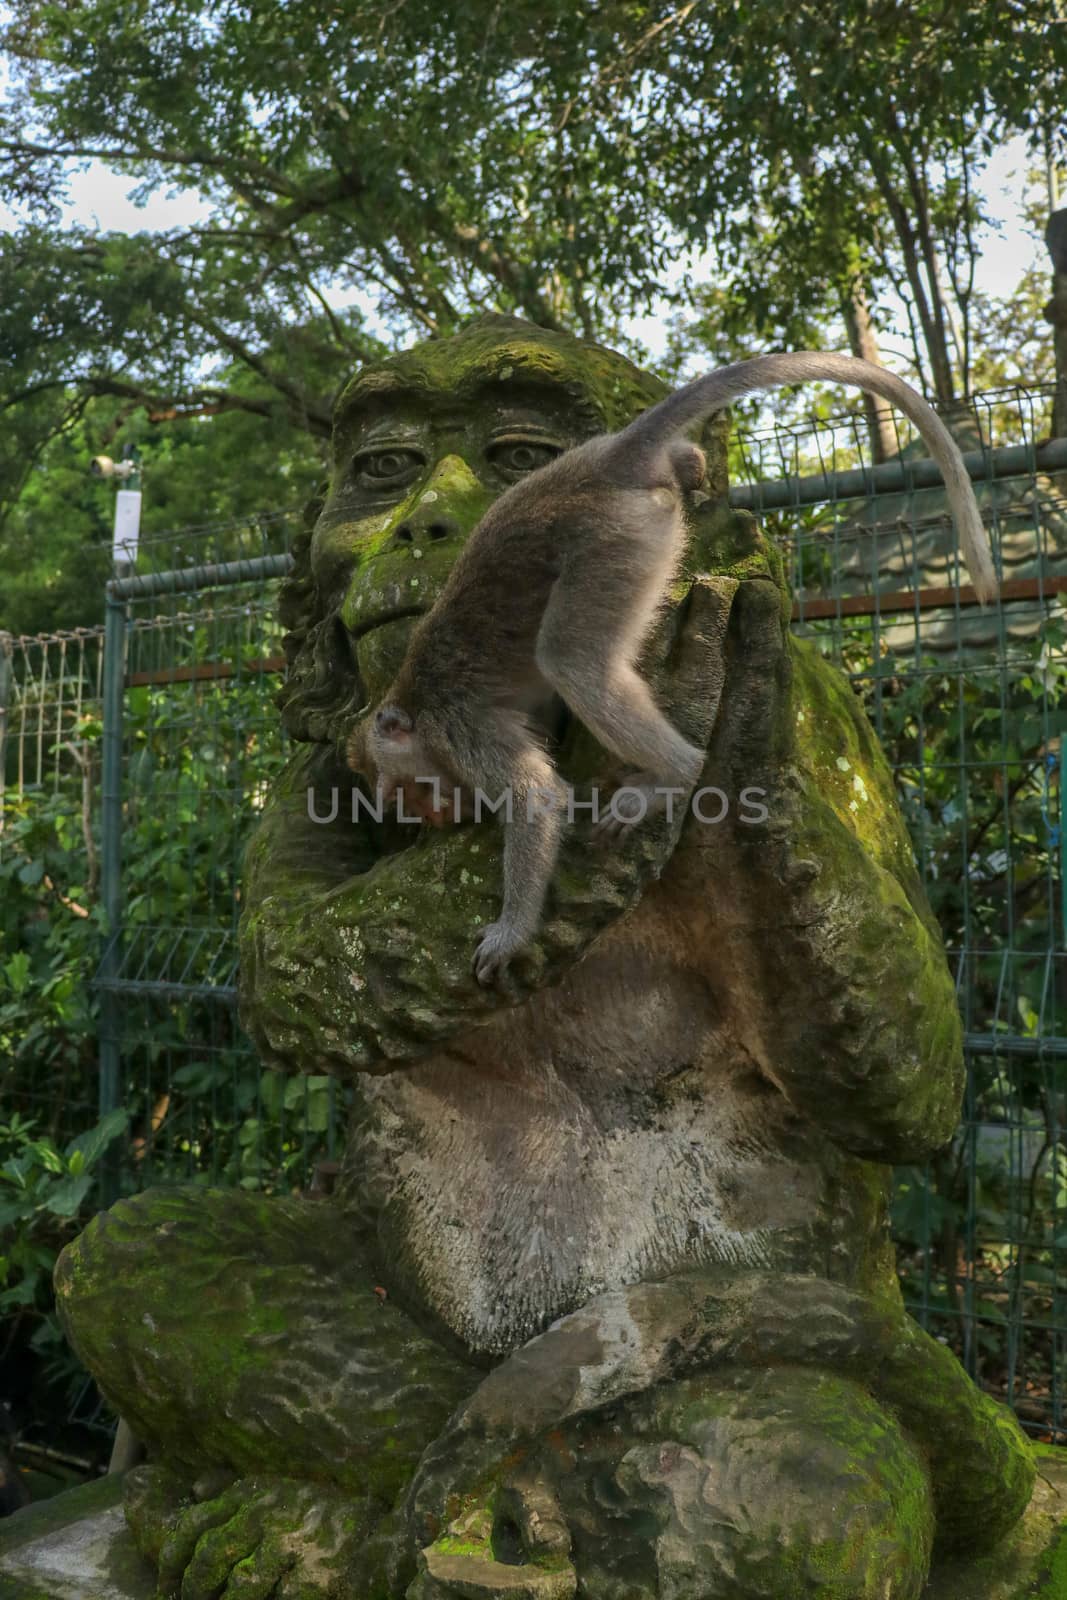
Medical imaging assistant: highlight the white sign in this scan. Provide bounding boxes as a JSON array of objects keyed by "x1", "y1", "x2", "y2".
[{"x1": 112, "y1": 489, "x2": 142, "y2": 566}]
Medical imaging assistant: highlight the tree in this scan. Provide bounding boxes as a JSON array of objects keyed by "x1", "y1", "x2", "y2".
[
  {"x1": 0, "y1": 0, "x2": 1061, "y2": 522},
  {"x1": 0, "y1": 392, "x2": 324, "y2": 635}
]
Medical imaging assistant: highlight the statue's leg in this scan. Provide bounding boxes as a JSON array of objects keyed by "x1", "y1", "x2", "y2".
[
  {"x1": 407, "y1": 1269, "x2": 1034, "y2": 1578},
  {"x1": 55, "y1": 1184, "x2": 479, "y2": 1492},
  {"x1": 412, "y1": 1367, "x2": 936, "y2": 1600},
  {"x1": 559, "y1": 1366, "x2": 936, "y2": 1600},
  {"x1": 55, "y1": 1185, "x2": 481, "y2": 1598}
]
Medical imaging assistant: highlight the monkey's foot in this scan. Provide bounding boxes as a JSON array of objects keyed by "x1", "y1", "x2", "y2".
[
  {"x1": 592, "y1": 773, "x2": 664, "y2": 844},
  {"x1": 472, "y1": 921, "x2": 527, "y2": 985},
  {"x1": 126, "y1": 1465, "x2": 395, "y2": 1599}
]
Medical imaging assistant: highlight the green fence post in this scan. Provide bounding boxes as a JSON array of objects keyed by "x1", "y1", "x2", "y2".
[
  {"x1": 1061, "y1": 751, "x2": 1067, "y2": 954},
  {"x1": 0, "y1": 631, "x2": 11, "y2": 829},
  {"x1": 97, "y1": 589, "x2": 128, "y2": 1205}
]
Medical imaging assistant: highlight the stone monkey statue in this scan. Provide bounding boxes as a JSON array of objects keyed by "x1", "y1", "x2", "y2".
[{"x1": 53, "y1": 316, "x2": 1044, "y2": 1600}]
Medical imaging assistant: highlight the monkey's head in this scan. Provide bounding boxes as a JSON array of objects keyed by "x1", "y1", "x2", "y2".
[
  {"x1": 346, "y1": 704, "x2": 456, "y2": 827},
  {"x1": 368, "y1": 703, "x2": 417, "y2": 777}
]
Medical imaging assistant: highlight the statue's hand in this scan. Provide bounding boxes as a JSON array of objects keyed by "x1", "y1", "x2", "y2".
[
  {"x1": 127, "y1": 1465, "x2": 394, "y2": 1600},
  {"x1": 408, "y1": 1474, "x2": 576, "y2": 1600},
  {"x1": 679, "y1": 558, "x2": 968, "y2": 1162},
  {"x1": 238, "y1": 578, "x2": 749, "y2": 1076}
]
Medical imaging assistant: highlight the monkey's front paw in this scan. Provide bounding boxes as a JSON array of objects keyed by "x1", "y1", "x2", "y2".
[{"x1": 472, "y1": 922, "x2": 525, "y2": 985}]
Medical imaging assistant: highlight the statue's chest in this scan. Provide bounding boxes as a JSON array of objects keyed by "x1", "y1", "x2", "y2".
[{"x1": 345, "y1": 1060, "x2": 828, "y2": 1360}]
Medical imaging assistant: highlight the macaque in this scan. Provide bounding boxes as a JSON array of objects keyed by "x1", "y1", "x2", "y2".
[{"x1": 346, "y1": 351, "x2": 996, "y2": 984}]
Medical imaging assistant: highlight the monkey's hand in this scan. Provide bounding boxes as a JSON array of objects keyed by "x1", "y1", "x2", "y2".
[
  {"x1": 592, "y1": 771, "x2": 665, "y2": 845},
  {"x1": 471, "y1": 919, "x2": 526, "y2": 985}
]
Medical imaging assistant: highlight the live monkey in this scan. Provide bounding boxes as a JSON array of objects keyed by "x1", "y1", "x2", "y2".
[{"x1": 346, "y1": 351, "x2": 996, "y2": 984}]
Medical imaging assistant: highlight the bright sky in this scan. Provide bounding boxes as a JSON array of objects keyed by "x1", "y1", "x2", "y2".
[
  {"x1": 0, "y1": 135, "x2": 1050, "y2": 363},
  {"x1": 626, "y1": 136, "x2": 1049, "y2": 362}
]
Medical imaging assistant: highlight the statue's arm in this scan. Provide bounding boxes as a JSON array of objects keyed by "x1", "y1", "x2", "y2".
[
  {"x1": 746, "y1": 773, "x2": 965, "y2": 1166},
  {"x1": 771, "y1": 632, "x2": 965, "y2": 1163},
  {"x1": 236, "y1": 741, "x2": 389, "y2": 1075},
  {"x1": 689, "y1": 576, "x2": 964, "y2": 1166}
]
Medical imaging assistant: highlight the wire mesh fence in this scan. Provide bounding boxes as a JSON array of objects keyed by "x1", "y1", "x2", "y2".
[
  {"x1": 2, "y1": 382, "x2": 1065, "y2": 1443},
  {"x1": 1, "y1": 629, "x2": 107, "y2": 1166},
  {"x1": 738, "y1": 381, "x2": 1067, "y2": 1441},
  {"x1": 1, "y1": 512, "x2": 346, "y2": 1201},
  {"x1": 94, "y1": 511, "x2": 348, "y2": 1195}
]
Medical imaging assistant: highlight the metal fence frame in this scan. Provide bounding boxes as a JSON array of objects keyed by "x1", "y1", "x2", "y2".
[{"x1": 4, "y1": 387, "x2": 1066, "y2": 1444}]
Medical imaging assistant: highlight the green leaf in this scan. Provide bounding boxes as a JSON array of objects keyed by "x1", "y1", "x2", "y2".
[
  {"x1": 3, "y1": 952, "x2": 31, "y2": 994},
  {"x1": 41, "y1": 1172, "x2": 93, "y2": 1217},
  {"x1": 63, "y1": 1108, "x2": 129, "y2": 1170}
]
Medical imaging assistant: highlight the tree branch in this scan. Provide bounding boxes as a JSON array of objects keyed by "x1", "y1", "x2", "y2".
[
  {"x1": 449, "y1": 220, "x2": 564, "y2": 328},
  {"x1": 83, "y1": 375, "x2": 333, "y2": 436},
  {"x1": 184, "y1": 312, "x2": 332, "y2": 431},
  {"x1": 881, "y1": 109, "x2": 957, "y2": 403},
  {"x1": 1, "y1": 137, "x2": 304, "y2": 198},
  {"x1": 859, "y1": 132, "x2": 945, "y2": 397}
]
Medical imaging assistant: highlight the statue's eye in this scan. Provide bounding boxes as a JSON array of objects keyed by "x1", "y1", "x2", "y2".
[
  {"x1": 487, "y1": 438, "x2": 561, "y2": 477},
  {"x1": 353, "y1": 448, "x2": 424, "y2": 487}
]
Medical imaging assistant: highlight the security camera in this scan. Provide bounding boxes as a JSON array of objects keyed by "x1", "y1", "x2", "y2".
[{"x1": 90, "y1": 456, "x2": 138, "y2": 480}]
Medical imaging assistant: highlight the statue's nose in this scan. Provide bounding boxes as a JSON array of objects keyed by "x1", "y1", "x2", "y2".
[{"x1": 391, "y1": 511, "x2": 460, "y2": 549}]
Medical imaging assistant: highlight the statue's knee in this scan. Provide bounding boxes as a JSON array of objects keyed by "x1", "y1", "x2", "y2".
[
  {"x1": 54, "y1": 1185, "x2": 236, "y2": 1404},
  {"x1": 56, "y1": 1186, "x2": 205, "y2": 1312},
  {"x1": 562, "y1": 1368, "x2": 934, "y2": 1599}
]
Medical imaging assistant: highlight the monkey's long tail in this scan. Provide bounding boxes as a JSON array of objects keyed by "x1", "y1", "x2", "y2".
[{"x1": 615, "y1": 351, "x2": 997, "y2": 604}]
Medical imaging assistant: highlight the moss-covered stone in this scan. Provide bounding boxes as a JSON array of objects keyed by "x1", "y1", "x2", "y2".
[
  {"x1": 54, "y1": 1186, "x2": 479, "y2": 1502},
  {"x1": 561, "y1": 1367, "x2": 936, "y2": 1599},
  {"x1": 239, "y1": 575, "x2": 738, "y2": 1073},
  {"x1": 53, "y1": 316, "x2": 1054, "y2": 1600}
]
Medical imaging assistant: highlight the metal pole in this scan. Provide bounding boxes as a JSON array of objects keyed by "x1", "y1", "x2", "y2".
[
  {"x1": 1044, "y1": 208, "x2": 1067, "y2": 440},
  {"x1": 0, "y1": 632, "x2": 11, "y2": 843},
  {"x1": 109, "y1": 551, "x2": 293, "y2": 602},
  {"x1": 728, "y1": 437, "x2": 1067, "y2": 514},
  {"x1": 97, "y1": 591, "x2": 128, "y2": 1205}
]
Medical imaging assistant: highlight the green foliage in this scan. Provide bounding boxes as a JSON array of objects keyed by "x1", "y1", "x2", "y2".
[
  {"x1": 0, "y1": 781, "x2": 100, "y2": 1087},
  {"x1": 0, "y1": 655, "x2": 341, "y2": 1436},
  {"x1": 0, "y1": 391, "x2": 324, "y2": 634},
  {"x1": 0, "y1": 1108, "x2": 128, "y2": 1399},
  {"x1": 0, "y1": 0, "x2": 1061, "y2": 553}
]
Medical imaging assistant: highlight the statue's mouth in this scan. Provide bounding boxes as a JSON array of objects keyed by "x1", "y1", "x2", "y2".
[{"x1": 346, "y1": 603, "x2": 426, "y2": 642}]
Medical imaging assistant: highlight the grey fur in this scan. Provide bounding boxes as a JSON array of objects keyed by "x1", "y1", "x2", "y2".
[{"x1": 347, "y1": 352, "x2": 997, "y2": 981}]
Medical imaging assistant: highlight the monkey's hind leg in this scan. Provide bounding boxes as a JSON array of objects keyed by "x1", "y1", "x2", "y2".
[
  {"x1": 451, "y1": 729, "x2": 567, "y2": 984},
  {"x1": 536, "y1": 550, "x2": 703, "y2": 794}
]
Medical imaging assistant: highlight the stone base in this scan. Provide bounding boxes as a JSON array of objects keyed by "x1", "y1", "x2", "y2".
[
  {"x1": 0, "y1": 1476, "x2": 153, "y2": 1600},
  {"x1": 1, "y1": 1450, "x2": 1065, "y2": 1599}
]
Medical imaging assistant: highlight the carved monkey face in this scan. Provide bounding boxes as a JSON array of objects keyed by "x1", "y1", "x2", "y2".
[
  {"x1": 314, "y1": 387, "x2": 596, "y2": 713},
  {"x1": 277, "y1": 316, "x2": 670, "y2": 749}
]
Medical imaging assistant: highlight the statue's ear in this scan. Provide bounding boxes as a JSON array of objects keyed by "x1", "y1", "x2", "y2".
[{"x1": 276, "y1": 480, "x2": 364, "y2": 744}]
